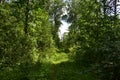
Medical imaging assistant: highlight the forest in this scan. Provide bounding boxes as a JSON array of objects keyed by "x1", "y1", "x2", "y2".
[{"x1": 0, "y1": 0, "x2": 120, "y2": 80}]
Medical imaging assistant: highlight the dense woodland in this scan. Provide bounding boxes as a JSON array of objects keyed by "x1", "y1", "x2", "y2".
[{"x1": 0, "y1": 0, "x2": 120, "y2": 80}]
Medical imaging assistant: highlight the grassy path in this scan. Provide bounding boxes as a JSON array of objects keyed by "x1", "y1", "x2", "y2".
[{"x1": 41, "y1": 52, "x2": 97, "y2": 80}]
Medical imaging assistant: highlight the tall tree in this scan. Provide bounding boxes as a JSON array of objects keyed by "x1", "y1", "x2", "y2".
[
  {"x1": 64, "y1": 0, "x2": 120, "y2": 79},
  {"x1": 48, "y1": 0, "x2": 64, "y2": 47},
  {"x1": 0, "y1": 0, "x2": 54, "y2": 68}
]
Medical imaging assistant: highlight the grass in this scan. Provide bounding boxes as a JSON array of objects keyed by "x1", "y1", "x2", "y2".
[
  {"x1": 0, "y1": 52, "x2": 97, "y2": 80},
  {"x1": 41, "y1": 52, "x2": 69, "y2": 64},
  {"x1": 40, "y1": 52, "x2": 97, "y2": 80}
]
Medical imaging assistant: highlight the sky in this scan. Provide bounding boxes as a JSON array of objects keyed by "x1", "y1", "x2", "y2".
[
  {"x1": 58, "y1": 0, "x2": 71, "y2": 39},
  {"x1": 58, "y1": 0, "x2": 120, "y2": 39},
  {"x1": 58, "y1": 20, "x2": 71, "y2": 39}
]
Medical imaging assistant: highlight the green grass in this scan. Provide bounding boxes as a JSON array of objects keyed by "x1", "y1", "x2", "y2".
[
  {"x1": 55, "y1": 61, "x2": 97, "y2": 80},
  {"x1": 41, "y1": 52, "x2": 69, "y2": 64},
  {"x1": 0, "y1": 52, "x2": 97, "y2": 80},
  {"x1": 39, "y1": 52, "x2": 97, "y2": 80}
]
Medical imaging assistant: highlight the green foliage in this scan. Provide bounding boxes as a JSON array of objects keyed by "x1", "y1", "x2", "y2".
[
  {"x1": 63, "y1": 0, "x2": 120, "y2": 80},
  {"x1": 48, "y1": 0, "x2": 64, "y2": 47},
  {"x1": 0, "y1": 1, "x2": 55, "y2": 80},
  {"x1": 1, "y1": 0, "x2": 120, "y2": 80}
]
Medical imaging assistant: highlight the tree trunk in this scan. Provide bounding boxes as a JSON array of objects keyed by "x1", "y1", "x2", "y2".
[{"x1": 24, "y1": 0, "x2": 29, "y2": 34}]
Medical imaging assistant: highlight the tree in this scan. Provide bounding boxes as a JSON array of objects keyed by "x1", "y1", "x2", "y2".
[
  {"x1": 0, "y1": 1, "x2": 55, "y2": 79},
  {"x1": 48, "y1": 0, "x2": 64, "y2": 47},
  {"x1": 0, "y1": 0, "x2": 54, "y2": 70},
  {"x1": 64, "y1": 0, "x2": 120, "y2": 79}
]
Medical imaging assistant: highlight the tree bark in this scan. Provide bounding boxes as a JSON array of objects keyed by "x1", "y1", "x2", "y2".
[{"x1": 24, "y1": 0, "x2": 29, "y2": 34}]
